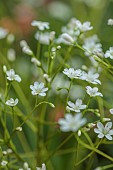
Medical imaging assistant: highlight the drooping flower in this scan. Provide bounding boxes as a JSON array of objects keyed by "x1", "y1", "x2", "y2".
[
  {"x1": 61, "y1": 33, "x2": 74, "y2": 44},
  {"x1": 94, "y1": 122, "x2": 113, "y2": 140},
  {"x1": 30, "y1": 82, "x2": 48, "y2": 96},
  {"x1": 6, "y1": 69, "x2": 21, "y2": 82},
  {"x1": 58, "y1": 113, "x2": 87, "y2": 132},
  {"x1": 86, "y1": 86, "x2": 103, "y2": 97},
  {"x1": 67, "y1": 99, "x2": 86, "y2": 112},
  {"x1": 5, "y1": 98, "x2": 18, "y2": 107},
  {"x1": 36, "y1": 163, "x2": 46, "y2": 170},
  {"x1": 31, "y1": 20, "x2": 49, "y2": 31},
  {"x1": 104, "y1": 47, "x2": 113, "y2": 59}
]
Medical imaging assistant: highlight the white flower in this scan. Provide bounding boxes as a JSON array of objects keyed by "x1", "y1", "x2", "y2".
[
  {"x1": 36, "y1": 163, "x2": 46, "y2": 170},
  {"x1": 58, "y1": 113, "x2": 87, "y2": 132},
  {"x1": 86, "y1": 86, "x2": 103, "y2": 97},
  {"x1": 94, "y1": 122, "x2": 113, "y2": 140},
  {"x1": 67, "y1": 99, "x2": 86, "y2": 112},
  {"x1": 75, "y1": 20, "x2": 93, "y2": 32},
  {"x1": 31, "y1": 58, "x2": 41, "y2": 66},
  {"x1": 108, "y1": 18, "x2": 113, "y2": 26},
  {"x1": 63, "y1": 68, "x2": 83, "y2": 79},
  {"x1": 61, "y1": 33, "x2": 74, "y2": 44},
  {"x1": 5, "y1": 98, "x2": 18, "y2": 107},
  {"x1": 22, "y1": 46, "x2": 33, "y2": 56},
  {"x1": 0, "y1": 27, "x2": 8, "y2": 39},
  {"x1": 104, "y1": 47, "x2": 113, "y2": 59},
  {"x1": 30, "y1": 82, "x2": 48, "y2": 96},
  {"x1": 16, "y1": 126, "x2": 22, "y2": 131},
  {"x1": 94, "y1": 167, "x2": 102, "y2": 170},
  {"x1": 19, "y1": 162, "x2": 31, "y2": 170},
  {"x1": 31, "y1": 20, "x2": 49, "y2": 31},
  {"x1": 6, "y1": 69, "x2": 21, "y2": 82},
  {"x1": 81, "y1": 70, "x2": 101, "y2": 84},
  {"x1": 35, "y1": 31, "x2": 55, "y2": 45},
  {"x1": 83, "y1": 35, "x2": 102, "y2": 56},
  {"x1": 109, "y1": 108, "x2": 113, "y2": 115},
  {"x1": 7, "y1": 48, "x2": 16, "y2": 62},
  {"x1": 1, "y1": 160, "x2": 8, "y2": 166}
]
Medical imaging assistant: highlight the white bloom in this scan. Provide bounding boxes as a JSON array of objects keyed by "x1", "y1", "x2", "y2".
[
  {"x1": 7, "y1": 33, "x2": 15, "y2": 44},
  {"x1": 61, "y1": 33, "x2": 74, "y2": 44},
  {"x1": 6, "y1": 69, "x2": 21, "y2": 82},
  {"x1": 109, "y1": 108, "x2": 113, "y2": 115},
  {"x1": 104, "y1": 47, "x2": 113, "y2": 59},
  {"x1": 75, "y1": 20, "x2": 93, "y2": 32},
  {"x1": 63, "y1": 68, "x2": 83, "y2": 79},
  {"x1": 86, "y1": 86, "x2": 103, "y2": 97},
  {"x1": 1, "y1": 160, "x2": 8, "y2": 166},
  {"x1": 35, "y1": 32, "x2": 55, "y2": 45},
  {"x1": 16, "y1": 126, "x2": 22, "y2": 131},
  {"x1": 0, "y1": 27, "x2": 8, "y2": 39},
  {"x1": 5, "y1": 98, "x2": 18, "y2": 107},
  {"x1": 58, "y1": 113, "x2": 87, "y2": 132},
  {"x1": 83, "y1": 35, "x2": 102, "y2": 56},
  {"x1": 31, "y1": 20, "x2": 49, "y2": 31},
  {"x1": 36, "y1": 163, "x2": 46, "y2": 170},
  {"x1": 67, "y1": 99, "x2": 86, "y2": 112},
  {"x1": 81, "y1": 70, "x2": 101, "y2": 84},
  {"x1": 31, "y1": 58, "x2": 41, "y2": 66},
  {"x1": 94, "y1": 122, "x2": 113, "y2": 140},
  {"x1": 7, "y1": 48, "x2": 16, "y2": 62},
  {"x1": 3, "y1": 65, "x2": 7, "y2": 73},
  {"x1": 30, "y1": 82, "x2": 48, "y2": 96},
  {"x1": 22, "y1": 46, "x2": 33, "y2": 56},
  {"x1": 94, "y1": 167, "x2": 102, "y2": 170},
  {"x1": 108, "y1": 18, "x2": 113, "y2": 26}
]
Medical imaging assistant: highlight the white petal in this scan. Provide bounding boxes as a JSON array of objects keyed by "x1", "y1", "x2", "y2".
[
  {"x1": 105, "y1": 122, "x2": 112, "y2": 130},
  {"x1": 98, "y1": 133, "x2": 104, "y2": 138},
  {"x1": 94, "y1": 128, "x2": 100, "y2": 134},
  {"x1": 105, "y1": 134, "x2": 112, "y2": 140},
  {"x1": 97, "y1": 122, "x2": 104, "y2": 131}
]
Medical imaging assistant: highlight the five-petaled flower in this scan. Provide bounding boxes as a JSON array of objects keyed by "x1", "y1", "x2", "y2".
[
  {"x1": 63, "y1": 68, "x2": 83, "y2": 79},
  {"x1": 58, "y1": 113, "x2": 87, "y2": 132},
  {"x1": 30, "y1": 82, "x2": 48, "y2": 96},
  {"x1": 5, "y1": 98, "x2": 18, "y2": 107},
  {"x1": 86, "y1": 86, "x2": 103, "y2": 97},
  {"x1": 6, "y1": 69, "x2": 21, "y2": 82},
  {"x1": 104, "y1": 47, "x2": 113, "y2": 59},
  {"x1": 94, "y1": 122, "x2": 113, "y2": 140},
  {"x1": 67, "y1": 99, "x2": 86, "y2": 112}
]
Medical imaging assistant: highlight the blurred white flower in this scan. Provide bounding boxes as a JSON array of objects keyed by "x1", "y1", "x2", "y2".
[
  {"x1": 6, "y1": 69, "x2": 21, "y2": 82},
  {"x1": 36, "y1": 163, "x2": 46, "y2": 170},
  {"x1": 83, "y1": 35, "x2": 102, "y2": 56},
  {"x1": 61, "y1": 33, "x2": 74, "y2": 44},
  {"x1": 81, "y1": 70, "x2": 101, "y2": 84},
  {"x1": 63, "y1": 68, "x2": 83, "y2": 79},
  {"x1": 58, "y1": 113, "x2": 87, "y2": 132},
  {"x1": 94, "y1": 122, "x2": 113, "y2": 140},
  {"x1": 7, "y1": 48, "x2": 16, "y2": 62},
  {"x1": 1, "y1": 160, "x2": 8, "y2": 166},
  {"x1": 5, "y1": 98, "x2": 18, "y2": 107},
  {"x1": 7, "y1": 33, "x2": 15, "y2": 44},
  {"x1": 31, "y1": 20, "x2": 49, "y2": 31},
  {"x1": 35, "y1": 31, "x2": 55, "y2": 45},
  {"x1": 20, "y1": 40, "x2": 33, "y2": 56},
  {"x1": 109, "y1": 108, "x2": 113, "y2": 115},
  {"x1": 104, "y1": 47, "x2": 113, "y2": 59},
  {"x1": 31, "y1": 58, "x2": 41, "y2": 66},
  {"x1": 0, "y1": 27, "x2": 8, "y2": 39},
  {"x1": 67, "y1": 99, "x2": 86, "y2": 112},
  {"x1": 3, "y1": 65, "x2": 7, "y2": 73},
  {"x1": 75, "y1": 20, "x2": 93, "y2": 32},
  {"x1": 16, "y1": 126, "x2": 22, "y2": 131},
  {"x1": 108, "y1": 18, "x2": 113, "y2": 26},
  {"x1": 86, "y1": 86, "x2": 103, "y2": 97},
  {"x1": 30, "y1": 82, "x2": 48, "y2": 96},
  {"x1": 19, "y1": 162, "x2": 31, "y2": 170}
]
